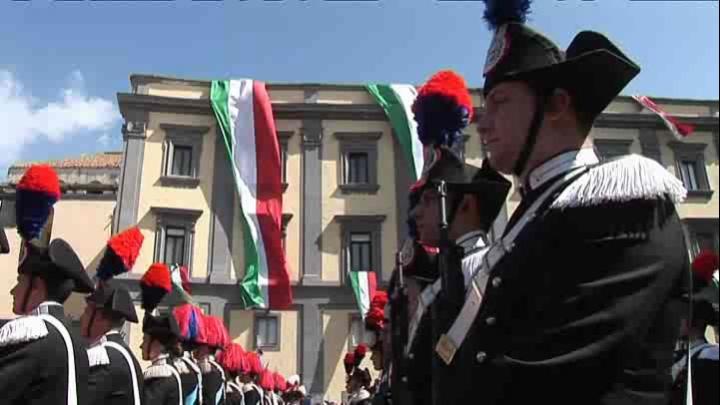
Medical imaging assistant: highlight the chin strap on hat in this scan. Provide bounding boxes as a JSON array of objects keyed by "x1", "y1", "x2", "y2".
[{"x1": 513, "y1": 89, "x2": 554, "y2": 177}]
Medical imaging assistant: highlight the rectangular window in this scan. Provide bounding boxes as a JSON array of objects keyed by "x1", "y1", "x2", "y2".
[
  {"x1": 349, "y1": 233, "x2": 372, "y2": 272},
  {"x1": 164, "y1": 226, "x2": 186, "y2": 266},
  {"x1": 346, "y1": 152, "x2": 370, "y2": 185},
  {"x1": 679, "y1": 160, "x2": 700, "y2": 191},
  {"x1": 171, "y1": 146, "x2": 193, "y2": 177},
  {"x1": 255, "y1": 315, "x2": 279, "y2": 350}
]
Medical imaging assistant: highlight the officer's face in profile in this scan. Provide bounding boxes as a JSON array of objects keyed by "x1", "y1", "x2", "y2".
[
  {"x1": 79, "y1": 301, "x2": 112, "y2": 341},
  {"x1": 478, "y1": 81, "x2": 537, "y2": 175},
  {"x1": 414, "y1": 189, "x2": 441, "y2": 245},
  {"x1": 141, "y1": 333, "x2": 163, "y2": 361},
  {"x1": 10, "y1": 274, "x2": 45, "y2": 315}
]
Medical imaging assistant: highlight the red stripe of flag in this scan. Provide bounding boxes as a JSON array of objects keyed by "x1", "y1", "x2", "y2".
[
  {"x1": 252, "y1": 81, "x2": 293, "y2": 309},
  {"x1": 633, "y1": 95, "x2": 695, "y2": 139}
]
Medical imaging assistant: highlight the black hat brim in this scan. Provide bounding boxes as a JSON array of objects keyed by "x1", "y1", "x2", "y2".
[
  {"x1": 87, "y1": 281, "x2": 139, "y2": 323},
  {"x1": 507, "y1": 49, "x2": 640, "y2": 118},
  {"x1": 48, "y1": 240, "x2": 94, "y2": 293}
]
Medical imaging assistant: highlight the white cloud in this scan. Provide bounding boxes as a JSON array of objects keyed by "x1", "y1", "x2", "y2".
[
  {"x1": 0, "y1": 70, "x2": 120, "y2": 166},
  {"x1": 97, "y1": 133, "x2": 111, "y2": 147}
]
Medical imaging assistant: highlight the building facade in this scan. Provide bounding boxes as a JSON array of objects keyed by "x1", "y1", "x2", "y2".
[{"x1": 1, "y1": 74, "x2": 718, "y2": 403}]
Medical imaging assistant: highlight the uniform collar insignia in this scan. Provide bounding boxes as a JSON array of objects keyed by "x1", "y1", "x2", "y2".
[{"x1": 523, "y1": 148, "x2": 599, "y2": 195}]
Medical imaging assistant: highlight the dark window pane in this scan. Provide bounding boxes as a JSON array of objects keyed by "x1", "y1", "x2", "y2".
[
  {"x1": 349, "y1": 233, "x2": 372, "y2": 272},
  {"x1": 172, "y1": 146, "x2": 193, "y2": 177},
  {"x1": 347, "y1": 153, "x2": 369, "y2": 184},
  {"x1": 680, "y1": 160, "x2": 699, "y2": 191},
  {"x1": 164, "y1": 227, "x2": 186, "y2": 266},
  {"x1": 256, "y1": 316, "x2": 278, "y2": 348}
]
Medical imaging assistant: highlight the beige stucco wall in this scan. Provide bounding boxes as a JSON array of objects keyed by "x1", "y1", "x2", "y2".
[
  {"x1": 321, "y1": 121, "x2": 399, "y2": 283},
  {"x1": 322, "y1": 309, "x2": 378, "y2": 404},
  {"x1": 134, "y1": 112, "x2": 217, "y2": 278},
  {"x1": 227, "y1": 309, "x2": 299, "y2": 377},
  {"x1": 316, "y1": 90, "x2": 375, "y2": 105},
  {"x1": 146, "y1": 84, "x2": 209, "y2": 100},
  {"x1": 0, "y1": 199, "x2": 115, "y2": 320}
]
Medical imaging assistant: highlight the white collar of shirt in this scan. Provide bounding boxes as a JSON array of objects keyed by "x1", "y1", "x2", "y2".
[
  {"x1": 152, "y1": 354, "x2": 170, "y2": 366},
  {"x1": 522, "y1": 148, "x2": 599, "y2": 195},
  {"x1": 31, "y1": 301, "x2": 63, "y2": 316}
]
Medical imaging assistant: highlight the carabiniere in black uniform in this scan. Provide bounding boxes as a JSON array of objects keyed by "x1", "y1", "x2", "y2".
[
  {"x1": 431, "y1": 2, "x2": 691, "y2": 404},
  {"x1": 0, "y1": 164, "x2": 95, "y2": 405}
]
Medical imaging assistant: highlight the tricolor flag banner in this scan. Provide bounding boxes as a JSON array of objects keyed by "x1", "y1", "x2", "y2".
[
  {"x1": 366, "y1": 84, "x2": 425, "y2": 181},
  {"x1": 210, "y1": 79, "x2": 293, "y2": 310},
  {"x1": 348, "y1": 271, "x2": 377, "y2": 320},
  {"x1": 632, "y1": 95, "x2": 695, "y2": 140},
  {"x1": 169, "y1": 264, "x2": 193, "y2": 304}
]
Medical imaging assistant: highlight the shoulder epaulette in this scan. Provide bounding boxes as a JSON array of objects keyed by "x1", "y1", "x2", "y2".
[
  {"x1": 144, "y1": 363, "x2": 176, "y2": 379},
  {"x1": 88, "y1": 344, "x2": 110, "y2": 367},
  {"x1": 0, "y1": 316, "x2": 49, "y2": 347},
  {"x1": 551, "y1": 154, "x2": 687, "y2": 210}
]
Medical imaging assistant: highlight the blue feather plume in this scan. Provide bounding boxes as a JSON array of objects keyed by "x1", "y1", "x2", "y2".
[
  {"x1": 95, "y1": 249, "x2": 125, "y2": 281},
  {"x1": 15, "y1": 189, "x2": 56, "y2": 241},
  {"x1": 413, "y1": 95, "x2": 470, "y2": 148},
  {"x1": 482, "y1": 0, "x2": 532, "y2": 30}
]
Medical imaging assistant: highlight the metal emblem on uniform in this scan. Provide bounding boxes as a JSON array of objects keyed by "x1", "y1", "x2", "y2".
[
  {"x1": 435, "y1": 334, "x2": 458, "y2": 365},
  {"x1": 400, "y1": 238, "x2": 415, "y2": 267},
  {"x1": 484, "y1": 24, "x2": 511, "y2": 75}
]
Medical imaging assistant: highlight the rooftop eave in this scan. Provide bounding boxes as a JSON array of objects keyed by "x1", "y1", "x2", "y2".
[{"x1": 118, "y1": 93, "x2": 720, "y2": 132}]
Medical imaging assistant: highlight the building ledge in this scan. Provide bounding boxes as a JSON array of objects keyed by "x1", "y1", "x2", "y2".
[
  {"x1": 686, "y1": 189, "x2": 715, "y2": 200},
  {"x1": 159, "y1": 176, "x2": 201, "y2": 188},
  {"x1": 339, "y1": 184, "x2": 380, "y2": 195}
]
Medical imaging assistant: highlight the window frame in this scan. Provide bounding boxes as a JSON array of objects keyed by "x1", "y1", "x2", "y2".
[
  {"x1": 152, "y1": 207, "x2": 203, "y2": 276},
  {"x1": 335, "y1": 215, "x2": 386, "y2": 285},
  {"x1": 335, "y1": 132, "x2": 382, "y2": 195},
  {"x1": 160, "y1": 124, "x2": 209, "y2": 188},
  {"x1": 254, "y1": 312, "x2": 281, "y2": 352},
  {"x1": 668, "y1": 141, "x2": 713, "y2": 198},
  {"x1": 594, "y1": 138, "x2": 634, "y2": 162}
]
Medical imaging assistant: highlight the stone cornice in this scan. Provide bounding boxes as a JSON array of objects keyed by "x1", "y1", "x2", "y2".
[{"x1": 118, "y1": 93, "x2": 719, "y2": 132}]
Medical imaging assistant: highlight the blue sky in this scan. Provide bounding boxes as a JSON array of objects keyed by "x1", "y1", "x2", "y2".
[{"x1": 1, "y1": 0, "x2": 718, "y2": 178}]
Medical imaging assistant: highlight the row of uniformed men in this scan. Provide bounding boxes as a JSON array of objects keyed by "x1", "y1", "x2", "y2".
[
  {"x1": 356, "y1": 1, "x2": 716, "y2": 404},
  {"x1": 0, "y1": 164, "x2": 307, "y2": 405}
]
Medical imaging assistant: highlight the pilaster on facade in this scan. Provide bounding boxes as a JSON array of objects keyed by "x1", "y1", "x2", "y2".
[
  {"x1": 301, "y1": 119, "x2": 324, "y2": 285},
  {"x1": 115, "y1": 118, "x2": 148, "y2": 233}
]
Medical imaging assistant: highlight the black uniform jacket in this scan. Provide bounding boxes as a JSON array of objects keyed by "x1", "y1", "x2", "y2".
[
  {"x1": 200, "y1": 356, "x2": 226, "y2": 405},
  {"x1": 435, "y1": 152, "x2": 689, "y2": 405},
  {"x1": 225, "y1": 381, "x2": 244, "y2": 405},
  {"x1": 143, "y1": 355, "x2": 183, "y2": 405},
  {"x1": 87, "y1": 331, "x2": 144, "y2": 405},
  {"x1": 174, "y1": 353, "x2": 202, "y2": 405},
  {"x1": 243, "y1": 383, "x2": 263, "y2": 405},
  {"x1": 0, "y1": 302, "x2": 90, "y2": 405}
]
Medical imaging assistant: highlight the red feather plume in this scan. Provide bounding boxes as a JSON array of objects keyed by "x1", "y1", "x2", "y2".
[
  {"x1": 18, "y1": 165, "x2": 61, "y2": 199},
  {"x1": 344, "y1": 352, "x2": 356, "y2": 375},
  {"x1": 260, "y1": 368, "x2": 275, "y2": 391},
  {"x1": 353, "y1": 344, "x2": 368, "y2": 366},
  {"x1": 274, "y1": 372, "x2": 288, "y2": 392},
  {"x1": 415, "y1": 70, "x2": 475, "y2": 122},
  {"x1": 370, "y1": 291, "x2": 388, "y2": 309},
  {"x1": 107, "y1": 227, "x2": 144, "y2": 272},
  {"x1": 141, "y1": 263, "x2": 172, "y2": 292},
  {"x1": 247, "y1": 351, "x2": 264, "y2": 376},
  {"x1": 218, "y1": 344, "x2": 245, "y2": 373},
  {"x1": 693, "y1": 250, "x2": 719, "y2": 283}
]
